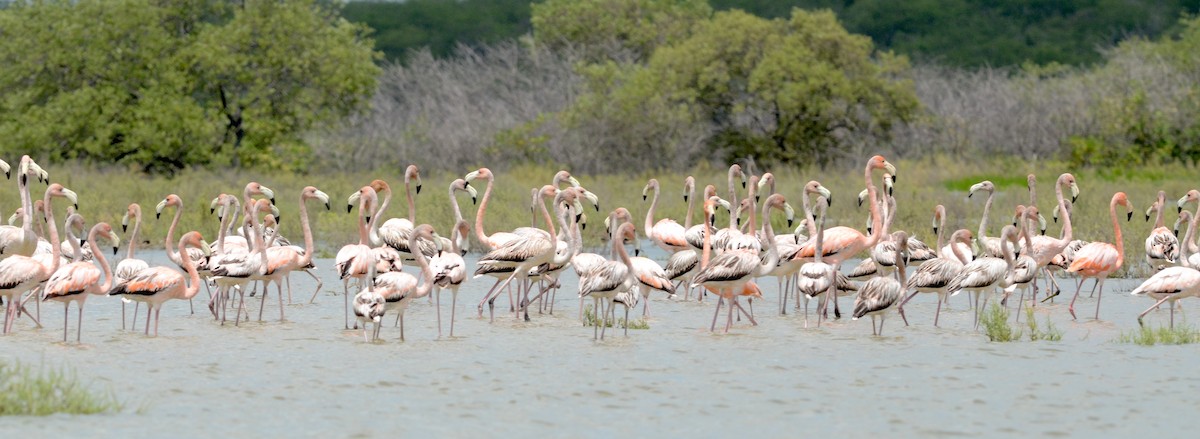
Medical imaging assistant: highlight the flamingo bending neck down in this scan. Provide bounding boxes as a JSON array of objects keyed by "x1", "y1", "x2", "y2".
[
  {"x1": 42, "y1": 222, "x2": 119, "y2": 342},
  {"x1": 108, "y1": 231, "x2": 210, "y2": 336},
  {"x1": 1, "y1": 182, "x2": 74, "y2": 333}
]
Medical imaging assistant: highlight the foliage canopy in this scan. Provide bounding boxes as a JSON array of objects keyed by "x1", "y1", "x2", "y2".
[{"x1": 0, "y1": 0, "x2": 380, "y2": 174}]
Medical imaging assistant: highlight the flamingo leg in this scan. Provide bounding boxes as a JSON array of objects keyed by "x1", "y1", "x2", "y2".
[
  {"x1": 435, "y1": 287, "x2": 443, "y2": 338},
  {"x1": 302, "y1": 270, "x2": 322, "y2": 304},
  {"x1": 710, "y1": 296, "x2": 723, "y2": 332},
  {"x1": 77, "y1": 302, "x2": 84, "y2": 343},
  {"x1": 1068, "y1": 276, "x2": 1086, "y2": 320},
  {"x1": 1138, "y1": 295, "x2": 1173, "y2": 327},
  {"x1": 897, "y1": 291, "x2": 919, "y2": 326},
  {"x1": 1094, "y1": 278, "x2": 1106, "y2": 320},
  {"x1": 623, "y1": 300, "x2": 630, "y2": 336},
  {"x1": 934, "y1": 294, "x2": 944, "y2": 327},
  {"x1": 63, "y1": 302, "x2": 69, "y2": 342},
  {"x1": 450, "y1": 288, "x2": 458, "y2": 337}
]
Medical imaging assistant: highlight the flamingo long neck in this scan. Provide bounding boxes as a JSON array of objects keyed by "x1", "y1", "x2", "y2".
[
  {"x1": 18, "y1": 169, "x2": 32, "y2": 232},
  {"x1": 226, "y1": 198, "x2": 241, "y2": 236},
  {"x1": 814, "y1": 204, "x2": 826, "y2": 265},
  {"x1": 366, "y1": 187, "x2": 391, "y2": 246},
  {"x1": 727, "y1": 172, "x2": 739, "y2": 212},
  {"x1": 166, "y1": 202, "x2": 183, "y2": 261},
  {"x1": 614, "y1": 229, "x2": 634, "y2": 270},
  {"x1": 251, "y1": 207, "x2": 269, "y2": 272},
  {"x1": 701, "y1": 210, "x2": 713, "y2": 269},
  {"x1": 756, "y1": 200, "x2": 778, "y2": 276},
  {"x1": 1154, "y1": 194, "x2": 1166, "y2": 229},
  {"x1": 1028, "y1": 176, "x2": 1038, "y2": 209},
  {"x1": 44, "y1": 191, "x2": 61, "y2": 274},
  {"x1": 1000, "y1": 231, "x2": 1014, "y2": 273},
  {"x1": 950, "y1": 235, "x2": 970, "y2": 264},
  {"x1": 747, "y1": 185, "x2": 758, "y2": 236},
  {"x1": 66, "y1": 220, "x2": 82, "y2": 261},
  {"x1": 449, "y1": 185, "x2": 464, "y2": 224},
  {"x1": 896, "y1": 243, "x2": 908, "y2": 286},
  {"x1": 537, "y1": 193, "x2": 556, "y2": 239},
  {"x1": 410, "y1": 233, "x2": 434, "y2": 298},
  {"x1": 178, "y1": 237, "x2": 201, "y2": 299},
  {"x1": 474, "y1": 175, "x2": 495, "y2": 247},
  {"x1": 802, "y1": 191, "x2": 818, "y2": 237},
  {"x1": 357, "y1": 199, "x2": 371, "y2": 246},
  {"x1": 978, "y1": 190, "x2": 994, "y2": 248},
  {"x1": 1055, "y1": 178, "x2": 1073, "y2": 242},
  {"x1": 683, "y1": 184, "x2": 695, "y2": 229},
  {"x1": 645, "y1": 183, "x2": 660, "y2": 236},
  {"x1": 126, "y1": 211, "x2": 141, "y2": 259},
  {"x1": 864, "y1": 163, "x2": 883, "y2": 247},
  {"x1": 554, "y1": 206, "x2": 574, "y2": 265},
  {"x1": 1109, "y1": 196, "x2": 1125, "y2": 268},
  {"x1": 405, "y1": 180, "x2": 416, "y2": 223},
  {"x1": 935, "y1": 209, "x2": 945, "y2": 253},
  {"x1": 299, "y1": 194, "x2": 315, "y2": 266},
  {"x1": 89, "y1": 227, "x2": 114, "y2": 291},
  {"x1": 882, "y1": 196, "x2": 896, "y2": 239},
  {"x1": 1183, "y1": 206, "x2": 1200, "y2": 266}
]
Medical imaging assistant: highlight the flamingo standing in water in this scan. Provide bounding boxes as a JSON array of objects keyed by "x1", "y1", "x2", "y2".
[
  {"x1": 796, "y1": 155, "x2": 896, "y2": 318},
  {"x1": 1066, "y1": 192, "x2": 1133, "y2": 320},
  {"x1": 115, "y1": 203, "x2": 149, "y2": 330},
  {"x1": 352, "y1": 263, "x2": 386, "y2": 342},
  {"x1": 41, "y1": 222, "x2": 119, "y2": 343},
  {"x1": 899, "y1": 228, "x2": 973, "y2": 327},
  {"x1": 579, "y1": 221, "x2": 640, "y2": 340},
  {"x1": 853, "y1": 231, "x2": 910, "y2": 336},
  {"x1": 968, "y1": 181, "x2": 1004, "y2": 258},
  {"x1": 373, "y1": 224, "x2": 440, "y2": 341},
  {"x1": 431, "y1": 220, "x2": 470, "y2": 337},
  {"x1": 1133, "y1": 203, "x2": 1200, "y2": 328},
  {"x1": 1144, "y1": 190, "x2": 1179, "y2": 271},
  {"x1": 332, "y1": 186, "x2": 377, "y2": 329},
  {"x1": 108, "y1": 231, "x2": 210, "y2": 337},
  {"x1": 948, "y1": 225, "x2": 1021, "y2": 328},
  {"x1": 0, "y1": 182, "x2": 74, "y2": 333},
  {"x1": 255, "y1": 186, "x2": 330, "y2": 322},
  {"x1": 643, "y1": 178, "x2": 688, "y2": 253},
  {"x1": 1019, "y1": 173, "x2": 1079, "y2": 303},
  {"x1": 0, "y1": 156, "x2": 48, "y2": 260},
  {"x1": 796, "y1": 196, "x2": 832, "y2": 328}
]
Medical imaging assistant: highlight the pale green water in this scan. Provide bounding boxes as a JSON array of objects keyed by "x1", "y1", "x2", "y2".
[{"x1": 1, "y1": 249, "x2": 1199, "y2": 437}]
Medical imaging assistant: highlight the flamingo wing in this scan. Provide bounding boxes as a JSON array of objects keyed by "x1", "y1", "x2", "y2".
[
  {"x1": 579, "y1": 261, "x2": 629, "y2": 297},
  {"x1": 43, "y1": 262, "x2": 101, "y2": 300},
  {"x1": 1066, "y1": 242, "x2": 1120, "y2": 276},
  {"x1": 1131, "y1": 266, "x2": 1200, "y2": 298},
  {"x1": 108, "y1": 267, "x2": 183, "y2": 296},
  {"x1": 853, "y1": 277, "x2": 902, "y2": 318}
]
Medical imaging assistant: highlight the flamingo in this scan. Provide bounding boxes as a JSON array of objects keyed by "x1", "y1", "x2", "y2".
[
  {"x1": 0, "y1": 156, "x2": 47, "y2": 259},
  {"x1": 694, "y1": 194, "x2": 791, "y2": 332},
  {"x1": 373, "y1": 224, "x2": 439, "y2": 341},
  {"x1": 1019, "y1": 173, "x2": 1079, "y2": 302},
  {"x1": 579, "y1": 222, "x2": 640, "y2": 340},
  {"x1": 1025, "y1": 174, "x2": 1049, "y2": 235},
  {"x1": 948, "y1": 225, "x2": 1021, "y2": 328},
  {"x1": 352, "y1": 264, "x2": 386, "y2": 342},
  {"x1": 642, "y1": 178, "x2": 688, "y2": 253},
  {"x1": 1133, "y1": 204, "x2": 1200, "y2": 328},
  {"x1": 933, "y1": 205, "x2": 972, "y2": 260},
  {"x1": 898, "y1": 228, "x2": 973, "y2": 327},
  {"x1": 371, "y1": 166, "x2": 434, "y2": 261},
  {"x1": 114, "y1": 203, "x2": 149, "y2": 330},
  {"x1": 157, "y1": 194, "x2": 214, "y2": 314},
  {"x1": 209, "y1": 199, "x2": 272, "y2": 326},
  {"x1": 1066, "y1": 192, "x2": 1133, "y2": 320},
  {"x1": 0, "y1": 182, "x2": 74, "y2": 333},
  {"x1": 796, "y1": 155, "x2": 896, "y2": 318},
  {"x1": 254, "y1": 186, "x2": 330, "y2": 322},
  {"x1": 107, "y1": 231, "x2": 210, "y2": 337},
  {"x1": 1174, "y1": 210, "x2": 1197, "y2": 256},
  {"x1": 203, "y1": 195, "x2": 250, "y2": 321},
  {"x1": 1003, "y1": 206, "x2": 1041, "y2": 319},
  {"x1": 968, "y1": 181, "x2": 1004, "y2": 258},
  {"x1": 332, "y1": 186, "x2": 377, "y2": 329},
  {"x1": 1144, "y1": 190, "x2": 1178, "y2": 271},
  {"x1": 431, "y1": 220, "x2": 470, "y2": 337},
  {"x1": 796, "y1": 196, "x2": 833, "y2": 328},
  {"x1": 41, "y1": 222, "x2": 119, "y2": 343},
  {"x1": 853, "y1": 231, "x2": 911, "y2": 336},
  {"x1": 473, "y1": 186, "x2": 564, "y2": 321}
]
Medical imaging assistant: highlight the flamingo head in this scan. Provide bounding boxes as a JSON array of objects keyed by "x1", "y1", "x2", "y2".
[
  {"x1": 683, "y1": 176, "x2": 696, "y2": 203},
  {"x1": 553, "y1": 170, "x2": 579, "y2": 189},
  {"x1": 882, "y1": 173, "x2": 895, "y2": 196},
  {"x1": 1175, "y1": 211, "x2": 1191, "y2": 238},
  {"x1": 747, "y1": 175, "x2": 760, "y2": 202},
  {"x1": 92, "y1": 222, "x2": 120, "y2": 256},
  {"x1": 642, "y1": 178, "x2": 658, "y2": 202},
  {"x1": 968, "y1": 181, "x2": 994, "y2": 199},
  {"x1": 245, "y1": 182, "x2": 275, "y2": 205},
  {"x1": 180, "y1": 231, "x2": 211, "y2": 257},
  {"x1": 1027, "y1": 174, "x2": 1037, "y2": 190},
  {"x1": 1177, "y1": 190, "x2": 1200, "y2": 213},
  {"x1": 0, "y1": 159, "x2": 8, "y2": 180},
  {"x1": 757, "y1": 173, "x2": 775, "y2": 199},
  {"x1": 464, "y1": 168, "x2": 492, "y2": 183},
  {"x1": 728, "y1": 164, "x2": 745, "y2": 189},
  {"x1": 868, "y1": 155, "x2": 897, "y2": 180},
  {"x1": 1058, "y1": 173, "x2": 1079, "y2": 203},
  {"x1": 46, "y1": 183, "x2": 78, "y2": 210},
  {"x1": 303, "y1": 186, "x2": 330, "y2": 211},
  {"x1": 577, "y1": 187, "x2": 599, "y2": 212},
  {"x1": 857, "y1": 188, "x2": 869, "y2": 208},
  {"x1": 122, "y1": 203, "x2": 140, "y2": 233},
  {"x1": 450, "y1": 179, "x2": 477, "y2": 205},
  {"x1": 1115, "y1": 192, "x2": 1133, "y2": 221},
  {"x1": 932, "y1": 205, "x2": 945, "y2": 235},
  {"x1": 805, "y1": 181, "x2": 832, "y2": 207},
  {"x1": 1145, "y1": 201, "x2": 1157, "y2": 222}
]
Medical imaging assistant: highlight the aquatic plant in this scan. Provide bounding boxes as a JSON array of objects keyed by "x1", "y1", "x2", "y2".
[
  {"x1": 583, "y1": 305, "x2": 649, "y2": 330},
  {"x1": 1024, "y1": 308, "x2": 1063, "y2": 341},
  {"x1": 1117, "y1": 324, "x2": 1200, "y2": 346},
  {"x1": 980, "y1": 304, "x2": 1019, "y2": 342},
  {"x1": 0, "y1": 360, "x2": 123, "y2": 416}
]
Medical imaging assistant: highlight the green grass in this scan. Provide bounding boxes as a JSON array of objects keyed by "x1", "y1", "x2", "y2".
[
  {"x1": 1023, "y1": 308, "x2": 1063, "y2": 341},
  {"x1": 981, "y1": 304, "x2": 1020, "y2": 342},
  {"x1": 0, "y1": 360, "x2": 123, "y2": 416},
  {"x1": 1117, "y1": 324, "x2": 1200, "y2": 346},
  {"x1": 9, "y1": 156, "x2": 1198, "y2": 277},
  {"x1": 583, "y1": 304, "x2": 649, "y2": 330}
]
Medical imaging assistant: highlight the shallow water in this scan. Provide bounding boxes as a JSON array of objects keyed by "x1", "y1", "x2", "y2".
[{"x1": 2, "y1": 248, "x2": 1199, "y2": 436}]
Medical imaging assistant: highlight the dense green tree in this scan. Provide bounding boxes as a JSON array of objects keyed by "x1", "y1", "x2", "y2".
[
  {"x1": 0, "y1": 0, "x2": 379, "y2": 174},
  {"x1": 342, "y1": 0, "x2": 530, "y2": 63},
  {"x1": 531, "y1": 0, "x2": 711, "y2": 63}
]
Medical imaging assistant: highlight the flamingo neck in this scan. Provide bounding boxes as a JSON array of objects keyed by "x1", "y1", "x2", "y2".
[
  {"x1": 1183, "y1": 205, "x2": 1200, "y2": 266},
  {"x1": 1154, "y1": 196, "x2": 1166, "y2": 229},
  {"x1": 756, "y1": 201, "x2": 778, "y2": 276},
  {"x1": 538, "y1": 193, "x2": 556, "y2": 239},
  {"x1": 178, "y1": 237, "x2": 201, "y2": 299},
  {"x1": 645, "y1": 183, "x2": 660, "y2": 236},
  {"x1": 405, "y1": 180, "x2": 416, "y2": 224},
  {"x1": 367, "y1": 188, "x2": 391, "y2": 245},
  {"x1": 727, "y1": 175, "x2": 738, "y2": 212},
  {"x1": 802, "y1": 192, "x2": 817, "y2": 237},
  {"x1": 166, "y1": 203, "x2": 183, "y2": 261},
  {"x1": 1055, "y1": 178, "x2": 1073, "y2": 242},
  {"x1": 216, "y1": 204, "x2": 231, "y2": 255},
  {"x1": 66, "y1": 221, "x2": 82, "y2": 260},
  {"x1": 934, "y1": 210, "x2": 945, "y2": 253},
  {"x1": 44, "y1": 190, "x2": 61, "y2": 274},
  {"x1": 896, "y1": 244, "x2": 908, "y2": 286},
  {"x1": 475, "y1": 175, "x2": 495, "y2": 247},
  {"x1": 299, "y1": 194, "x2": 315, "y2": 265},
  {"x1": 89, "y1": 227, "x2": 114, "y2": 291},
  {"x1": 449, "y1": 185, "x2": 463, "y2": 224},
  {"x1": 683, "y1": 185, "x2": 695, "y2": 229},
  {"x1": 126, "y1": 213, "x2": 141, "y2": 259},
  {"x1": 18, "y1": 170, "x2": 32, "y2": 232},
  {"x1": 701, "y1": 214, "x2": 713, "y2": 269},
  {"x1": 864, "y1": 163, "x2": 883, "y2": 247},
  {"x1": 978, "y1": 190, "x2": 994, "y2": 248},
  {"x1": 614, "y1": 230, "x2": 634, "y2": 269},
  {"x1": 950, "y1": 236, "x2": 970, "y2": 265},
  {"x1": 1109, "y1": 197, "x2": 1124, "y2": 268},
  {"x1": 357, "y1": 199, "x2": 371, "y2": 246},
  {"x1": 409, "y1": 233, "x2": 434, "y2": 297},
  {"x1": 814, "y1": 205, "x2": 825, "y2": 265}
]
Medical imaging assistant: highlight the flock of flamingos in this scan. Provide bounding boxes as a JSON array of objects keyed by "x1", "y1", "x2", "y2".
[{"x1": 1, "y1": 154, "x2": 1198, "y2": 343}]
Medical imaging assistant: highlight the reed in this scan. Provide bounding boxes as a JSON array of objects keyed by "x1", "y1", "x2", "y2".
[
  {"x1": 1023, "y1": 308, "x2": 1063, "y2": 341},
  {"x1": 0, "y1": 360, "x2": 123, "y2": 416},
  {"x1": 583, "y1": 304, "x2": 649, "y2": 330},
  {"x1": 1117, "y1": 324, "x2": 1200, "y2": 346},
  {"x1": 980, "y1": 304, "x2": 1020, "y2": 342}
]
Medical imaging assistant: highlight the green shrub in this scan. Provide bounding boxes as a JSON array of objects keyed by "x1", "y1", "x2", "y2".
[{"x1": 0, "y1": 360, "x2": 123, "y2": 416}]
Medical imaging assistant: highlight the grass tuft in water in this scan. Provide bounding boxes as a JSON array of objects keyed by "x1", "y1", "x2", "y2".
[
  {"x1": 0, "y1": 360, "x2": 123, "y2": 416},
  {"x1": 980, "y1": 304, "x2": 1019, "y2": 342},
  {"x1": 583, "y1": 305, "x2": 649, "y2": 330},
  {"x1": 1117, "y1": 325, "x2": 1200, "y2": 346},
  {"x1": 1024, "y1": 308, "x2": 1063, "y2": 341}
]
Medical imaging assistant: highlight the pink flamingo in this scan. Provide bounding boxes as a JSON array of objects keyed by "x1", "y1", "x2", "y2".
[
  {"x1": 1019, "y1": 173, "x2": 1079, "y2": 302},
  {"x1": 373, "y1": 224, "x2": 439, "y2": 341},
  {"x1": 0, "y1": 156, "x2": 47, "y2": 259},
  {"x1": 695, "y1": 194, "x2": 790, "y2": 332},
  {"x1": 579, "y1": 221, "x2": 640, "y2": 340},
  {"x1": 1133, "y1": 204, "x2": 1200, "y2": 328},
  {"x1": 1144, "y1": 190, "x2": 1179, "y2": 270},
  {"x1": 41, "y1": 222, "x2": 119, "y2": 342},
  {"x1": 899, "y1": 228, "x2": 973, "y2": 327},
  {"x1": 332, "y1": 186, "x2": 377, "y2": 329},
  {"x1": 431, "y1": 220, "x2": 470, "y2": 337},
  {"x1": 853, "y1": 231, "x2": 910, "y2": 336},
  {"x1": 1066, "y1": 192, "x2": 1133, "y2": 320},
  {"x1": 253, "y1": 186, "x2": 329, "y2": 322},
  {"x1": 0, "y1": 183, "x2": 74, "y2": 333},
  {"x1": 642, "y1": 178, "x2": 688, "y2": 253},
  {"x1": 115, "y1": 203, "x2": 149, "y2": 330},
  {"x1": 108, "y1": 231, "x2": 210, "y2": 336},
  {"x1": 796, "y1": 155, "x2": 896, "y2": 318}
]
